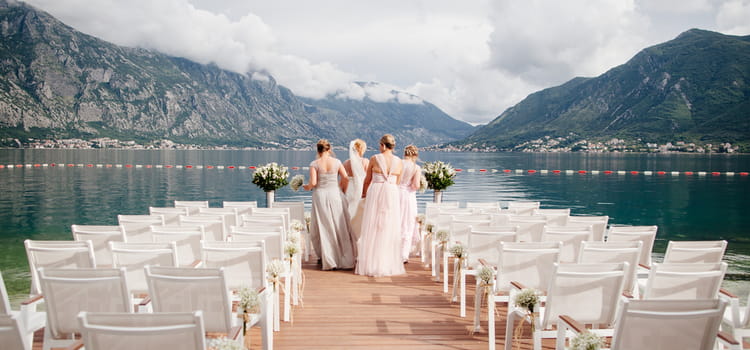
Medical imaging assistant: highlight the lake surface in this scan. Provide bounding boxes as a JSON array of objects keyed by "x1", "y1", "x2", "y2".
[{"x1": 1, "y1": 149, "x2": 749, "y2": 302}]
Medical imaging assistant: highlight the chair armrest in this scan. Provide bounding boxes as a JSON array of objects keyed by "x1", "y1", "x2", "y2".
[
  {"x1": 189, "y1": 259, "x2": 203, "y2": 268},
  {"x1": 717, "y1": 331, "x2": 740, "y2": 347},
  {"x1": 478, "y1": 259, "x2": 492, "y2": 267},
  {"x1": 622, "y1": 291, "x2": 634, "y2": 299},
  {"x1": 559, "y1": 315, "x2": 587, "y2": 334},
  {"x1": 229, "y1": 325, "x2": 243, "y2": 341},
  {"x1": 51, "y1": 340, "x2": 84, "y2": 350},
  {"x1": 21, "y1": 294, "x2": 44, "y2": 306},
  {"x1": 510, "y1": 281, "x2": 527, "y2": 290},
  {"x1": 638, "y1": 263, "x2": 650, "y2": 270},
  {"x1": 720, "y1": 288, "x2": 738, "y2": 299}
]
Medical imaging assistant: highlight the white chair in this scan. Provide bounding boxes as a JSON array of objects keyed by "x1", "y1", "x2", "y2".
[
  {"x1": 145, "y1": 266, "x2": 243, "y2": 345},
  {"x1": 457, "y1": 226, "x2": 518, "y2": 319},
  {"x1": 272, "y1": 201, "x2": 309, "y2": 260},
  {"x1": 1, "y1": 271, "x2": 44, "y2": 349},
  {"x1": 197, "y1": 207, "x2": 240, "y2": 233},
  {"x1": 228, "y1": 226, "x2": 285, "y2": 263},
  {"x1": 109, "y1": 242, "x2": 178, "y2": 299},
  {"x1": 663, "y1": 240, "x2": 727, "y2": 263},
  {"x1": 566, "y1": 215, "x2": 609, "y2": 241},
  {"x1": 37, "y1": 268, "x2": 131, "y2": 350},
  {"x1": 466, "y1": 201, "x2": 501, "y2": 212},
  {"x1": 507, "y1": 216, "x2": 547, "y2": 242},
  {"x1": 118, "y1": 214, "x2": 165, "y2": 242},
  {"x1": 148, "y1": 206, "x2": 190, "y2": 225},
  {"x1": 77, "y1": 311, "x2": 206, "y2": 350},
  {"x1": 506, "y1": 201, "x2": 540, "y2": 215},
  {"x1": 720, "y1": 290, "x2": 750, "y2": 348},
  {"x1": 558, "y1": 299, "x2": 737, "y2": 350},
  {"x1": 540, "y1": 225, "x2": 593, "y2": 263},
  {"x1": 532, "y1": 208, "x2": 570, "y2": 225},
  {"x1": 223, "y1": 201, "x2": 258, "y2": 220},
  {"x1": 179, "y1": 214, "x2": 226, "y2": 241},
  {"x1": 174, "y1": 200, "x2": 210, "y2": 215},
  {"x1": 578, "y1": 241, "x2": 642, "y2": 296},
  {"x1": 150, "y1": 225, "x2": 205, "y2": 267},
  {"x1": 606, "y1": 225, "x2": 658, "y2": 268},
  {"x1": 502, "y1": 262, "x2": 627, "y2": 350},
  {"x1": 0, "y1": 314, "x2": 29, "y2": 350},
  {"x1": 642, "y1": 262, "x2": 727, "y2": 300},
  {"x1": 251, "y1": 207, "x2": 291, "y2": 232},
  {"x1": 71, "y1": 224, "x2": 126, "y2": 267},
  {"x1": 485, "y1": 242, "x2": 561, "y2": 339},
  {"x1": 24, "y1": 240, "x2": 96, "y2": 296}
]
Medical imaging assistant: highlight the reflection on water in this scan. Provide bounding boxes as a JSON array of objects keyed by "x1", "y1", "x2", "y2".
[{"x1": 1, "y1": 149, "x2": 749, "y2": 301}]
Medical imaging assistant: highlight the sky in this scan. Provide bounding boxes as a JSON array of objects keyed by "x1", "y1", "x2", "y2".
[{"x1": 20, "y1": 0, "x2": 750, "y2": 125}]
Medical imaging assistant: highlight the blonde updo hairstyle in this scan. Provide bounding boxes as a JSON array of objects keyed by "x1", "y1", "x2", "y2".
[
  {"x1": 404, "y1": 144, "x2": 419, "y2": 158},
  {"x1": 380, "y1": 134, "x2": 396, "y2": 150},
  {"x1": 353, "y1": 139, "x2": 367, "y2": 156},
  {"x1": 316, "y1": 139, "x2": 331, "y2": 155}
]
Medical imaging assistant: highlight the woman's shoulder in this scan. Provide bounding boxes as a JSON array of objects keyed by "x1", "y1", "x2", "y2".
[{"x1": 309, "y1": 159, "x2": 317, "y2": 168}]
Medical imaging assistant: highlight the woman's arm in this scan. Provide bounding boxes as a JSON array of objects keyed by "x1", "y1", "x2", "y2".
[
  {"x1": 361, "y1": 156, "x2": 375, "y2": 198},
  {"x1": 410, "y1": 165, "x2": 421, "y2": 191},
  {"x1": 338, "y1": 164, "x2": 349, "y2": 193},
  {"x1": 303, "y1": 165, "x2": 317, "y2": 191}
]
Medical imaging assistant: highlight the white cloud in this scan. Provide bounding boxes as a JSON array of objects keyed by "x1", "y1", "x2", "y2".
[{"x1": 20, "y1": 0, "x2": 749, "y2": 126}]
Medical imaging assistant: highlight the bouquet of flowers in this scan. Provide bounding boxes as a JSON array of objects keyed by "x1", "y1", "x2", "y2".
[
  {"x1": 208, "y1": 337, "x2": 244, "y2": 350},
  {"x1": 290, "y1": 174, "x2": 304, "y2": 191},
  {"x1": 252, "y1": 162, "x2": 289, "y2": 192},
  {"x1": 290, "y1": 219, "x2": 305, "y2": 233},
  {"x1": 449, "y1": 243, "x2": 466, "y2": 259},
  {"x1": 238, "y1": 286, "x2": 261, "y2": 314},
  {"x1": 514, "y1": 288, "x2": 540, "y2": 313},
  {"x1": 422, "y1": 161, "x2": 456, "y2": 191},
  {"x1": 570, "y1": 332, "x2": 605, "y2": 350},
  {"x1": 418, "y1": 174, "x2": 428, "y2": 193}
]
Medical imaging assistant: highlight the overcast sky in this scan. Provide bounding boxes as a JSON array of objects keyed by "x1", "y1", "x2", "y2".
[{"x1": 21, "y1": 0, "x2": 750, "y2": 125}]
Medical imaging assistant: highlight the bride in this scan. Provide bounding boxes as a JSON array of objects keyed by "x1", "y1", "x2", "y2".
[{"x1": 343, "y1": 139, "x2": 368, "y2": 250}]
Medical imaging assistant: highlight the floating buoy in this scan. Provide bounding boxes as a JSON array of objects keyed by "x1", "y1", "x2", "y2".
[
  {"x1": 206, "y1": 165, "x2": 214, "y2": 169},
  {"x1": 630, "y1": 171, "x2": 639, "y2": 175},
  {"x1": 87, "y1": 164, "x2": 93, "y2": 167},
  {"x1": 185, "y1": 165, "x2": 193, "y2": 169},
  {"x1": 528, "y1": 169, "x2": 536, "y2": 173},
  {"x1": 552, "y1": 170, "x2": 561, "y2": 174},
  {"x1": 503, "y1": 169, "x2": 511, "y2": 173},
  {"x1": 228, "y1": 166, "x2": 235, "y2": 169},
  {"x1": 479, "y1": 169, "x2": 487, "y2": 172},
  {"x1": 291, "y1": 166, "x2": 299, "y2": 170},
  {"x1": 125, "y1": 164, "x2": 133, "y2": 168},
  {"x1": 711, "y1": 172, "x2": 721, "y2": 176},
  {"x1": 685, "y1": 171, "x2": 694, "y2": 175},
  {"x1": 578, "y1": 170, "x2": 587, "y2": 174},
  {"x1": 249, "y1": 166, "x2": 256, "y2": 169},
  {"x1": 740, "y1": 172, "x2": 749, "y2": 176},
  {"x1": 603, "y1": 170, "x2": 613, "y2": 174},
  {"x1": 165, "y1": 165, "x2": 173, "y2": 168},
  {"x1": 455, "y1": 169, "x2": 463, "y2": 172},
  {"x1": 657, "y1": 171, "x2": 666, "y2": 175}
]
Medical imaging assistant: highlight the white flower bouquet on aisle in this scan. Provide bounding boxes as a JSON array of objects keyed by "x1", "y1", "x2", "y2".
[
  {"x1": 423, "y1": 161, "x2": 456, "y2": 191},
  {"x1": 252, "y1": 162, "x2": 289, "y2": 192},
  {"x1": 570, "y1": 332, "x2": 605, "y2": 350},
  {"x1": 290, "y1": 174, "x2": 304, "y2": 191},
  {"x1": 207, "y1": 337, "x2": 244, "y2": 350}
]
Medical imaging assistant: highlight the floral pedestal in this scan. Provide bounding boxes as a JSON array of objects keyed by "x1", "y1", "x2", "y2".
[
  {"x1": 433, "y1": 190, "x2": 443, "y2": 203},
  {"x1": 266, "y1": 190, "x2": 275, "y2": 208}
]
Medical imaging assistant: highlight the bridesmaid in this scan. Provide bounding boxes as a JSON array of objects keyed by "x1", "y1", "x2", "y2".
[
  {"x1": 303, "y1": 139, "x2": 355, "y2": 270},
  {"x1": 343, "y1": 139, "x2": 369, "y2": 249},
  {"x1": 398, "y1": 145, "x2": 421, "y2": 263},
  {"x1": 355, "y1": 134, "x2": 405, "y2": 277}
]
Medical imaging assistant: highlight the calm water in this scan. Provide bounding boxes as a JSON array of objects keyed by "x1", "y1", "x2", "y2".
[{"x1": 1, "y1": 149, "x2": 749, "y2": 302}]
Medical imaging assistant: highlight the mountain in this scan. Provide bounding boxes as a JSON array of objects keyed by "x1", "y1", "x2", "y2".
[
  {"x1": 0, "y1": 0, "x2": 473, "y2": 148},
  {"x1": 461, "y1": 29, "x2": 750, "y2": 151}
]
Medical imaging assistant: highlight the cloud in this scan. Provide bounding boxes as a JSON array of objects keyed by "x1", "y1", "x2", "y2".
[{"x1": 716, "y1": 0, "x2": 750, "y2": 34}]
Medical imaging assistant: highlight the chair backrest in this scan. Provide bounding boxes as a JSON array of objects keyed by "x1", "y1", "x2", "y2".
[
  {"x1": 466, "y1": 226, "x2": 518, "y2": 267},
  {"x1": 0, "y1": 271, "x2": 10, "y2": 315},
  {"x1": 109, "y1": 242, "x2": 178, "y2": 294},
  {"x1": 200, "y1": 241, "x2": 267, "y2": 291},
  {"x1": 38, "y1": 268, "x2": 131, "y2": 339},
  {"x1": 0, "y1": 314, "x2": 28, "y2": 350},
  {"x1": 78, "y1": 311, "x2": 205, "y2": 350},
  {"x1": 578, "y1": 241, "x2": 642, "y2": 294},
  {"x1": 150, "y1": 225, "x2": 206, "y2": 267},
  {"x1": 197, "y1": 207, "x2": 239, "y2": 231},
  {"x1": 643, "y1": 262, "x2": 727, "y2": 300},
  {"x1": 507, "y1": 216, "x2": 547, "y2": 242},
  {"x1": 228, "y1": 226, "x2": 284, "y2": 261},
  {"x1": 506, "y1": 201, "x2": 540, "y2": 215},
  {"x1": 118, "y1": 214, "x2": 165, "y2": 242},
  {"x1": 271, "y1": 201, "x2": 305, "y2": 231},
  {"x1": 540, "y1": 225, "x2": 593, "y2": 263},
  {"x1": 466, "y1": 202, "x2": 501, "y2": 209},
  {"x1": 24, "y1": 240, "x2": 96, "y2": 295},
  {"x1": 541, "y1": 262, "x2": 627, "y2": 329},
  {"x1": 174, "y1": 200, "x2": 210, "y2": 215},
  {"x1": 251, "y1": 207, "x2": 291, "y2": 232},
  {"x1": 566, "y1": 215, "x2": 609, "y2": 241},
  {"x1": 606, "y1": 225, "x2": 658, "y2": 267},
  {"x1": 71, "y1": 224, "x2": 126, "y2": 266},
  {"x1": 663, "y1": 240, "x2": 727, "y2": 264},
  {"x1": 146, "y1": 266, "x2": 233, "y2": 334},
  {"x1": 532, "y1": 208, "x2": 570, "y2": 225},
  {"x1": 222, "y1": 201, "x2": 257, "y2": 219},
  {"x1": 450, "y1": 217, "x2": 491, "y2": 246},
  {"x1": 179, "y1": 215, "x2": 226, "y2": 241},
  {"x1": 495, "y1": 241, "x2": 561, "y2": 293},
  {"x1": 610, "y1": 299, "x2": 726, "y2": 350},
  {"x1": 148, "y1": 207, "x2": 190, "y2": 225}
]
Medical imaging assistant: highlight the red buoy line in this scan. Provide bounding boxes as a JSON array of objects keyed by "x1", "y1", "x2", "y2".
[{"x1": 0, "y1": 163, "x2": 748, "y2": 176}]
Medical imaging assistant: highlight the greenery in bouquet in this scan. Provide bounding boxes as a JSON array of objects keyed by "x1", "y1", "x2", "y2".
[
  {"x1": 252, "y1": 162, "x2": 289, "y2": 192},
  {"x1": 423, "y1": 161, "x2": 456, "y2": 191},
  {"x1": 208, "y1": 337, "x2": 245, "y2": 350},
  {"x1": 290, "y1": 174, "x2": 305, "y2": 191},
  {"x1": 238, "y1": 286, "x2": 261, "y2": 314},
  {"x1": 449, "y1": 243, "x2": 466, "y2": 258},
  {"x1": 514, "y1": 288, "x2": 540, "y2": 313},
  {"x1": 418, "y1": 174, "x2": 428, "y2": 193},
  {"x1": 477, "y1": 266, "x2": 495, "y2": 285},
  {"x1": 570, "y1": 332, "x2": 604, "y2": 350}
]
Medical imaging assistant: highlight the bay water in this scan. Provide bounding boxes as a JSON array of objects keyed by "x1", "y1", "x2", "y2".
[{"x1": 1, "y1": 149, "x2": 749, "y2": 303}]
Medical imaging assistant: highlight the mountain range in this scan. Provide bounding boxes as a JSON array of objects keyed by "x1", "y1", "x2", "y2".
[
  {"x1": 0, "y1": 0, "x2": 474, "y2": 148},
  {"x1": 461, "y1": 29, "x2": 750, "y2": 151}
]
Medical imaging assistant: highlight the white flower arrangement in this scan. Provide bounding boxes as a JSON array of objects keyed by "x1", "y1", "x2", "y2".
[
  {"x1": 570, "y1": 332, "x2": 605, "y2": 350},
  {"x1": 238, "y1": 286, "x2": 261, "y2": 314},
  {"x1": 287, "y1": 230, "x2": 301, "y2": 245},
  {"x1": 252, "y1": 162, "x2": 289, "y2": 192},
  {"x1": 267, "y1": 258, "x2": 287, "y2": 277},
  {"x1": 477, "y1": 266, "x2": 495, "y2": 285},
  {"x1": 290, "y1": 219, "x2": 305, "y2": 233},
  {"x1": 290, "y1": 174, "x2": 304, "y2": 191},
  {"x1": 435, "y1": 229, "x2": 450, "y2": 243},
  {"x1": 514, "y1": 288, "x2": 541, "y2": 313},
  {"x1": 449, "y1": 243, "x2": 466, "y2": 258},
  {"x1": 418, "y1": 173, "x2": 428, "y2": 193},
  {"x1": 284, "y1": 240, "x2": 300, "y2": 258},
  {"x1": 422, "y1": 161, "x2": 456, "y2": 191},
  {"x1": 207, "y1": 337, "x2": 245, "y2": 350}
]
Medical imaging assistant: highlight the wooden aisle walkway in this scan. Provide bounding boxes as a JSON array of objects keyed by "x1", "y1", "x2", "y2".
[{"x1": 244, "y1": 257, "x2": 540, "y2": 350}]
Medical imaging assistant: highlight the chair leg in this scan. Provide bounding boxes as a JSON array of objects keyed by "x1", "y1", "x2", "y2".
[
  {"x1": 459, "y1": 270, "x2": 466, "y2": 317},
  {"x1": 473, "y1": 279, "x2": 483, "y2": 332},
  {"x1": 283, "y1": 275, "x2": 291, "y2": 322},
  {"x1": 443, "y1": 252, "x2": 449, "y2": 293}
]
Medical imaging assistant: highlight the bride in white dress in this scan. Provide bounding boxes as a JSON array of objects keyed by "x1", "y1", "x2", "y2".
[{"x1": 343, "y1": 139, "x2": 369, "y2": 249}]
